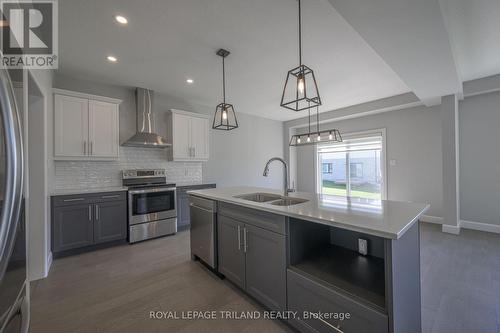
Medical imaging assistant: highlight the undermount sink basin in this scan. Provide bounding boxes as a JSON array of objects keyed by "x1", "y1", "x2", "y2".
[
  {"x1": 235, "y1": 192, "x2": 282, "y2": 202},
  {"x1": 269, "y1": 197, "x2": 309, "y2": 206}
]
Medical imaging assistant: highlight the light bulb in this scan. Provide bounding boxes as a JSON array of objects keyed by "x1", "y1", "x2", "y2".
[
  {"x1": 307, "y1": 136, "x2": 311, "y2": 143},
  {"x1": 297, "y1": 137, "x2": 301, "y2": 144},
  {"x1": 317, "y1": 135, "x2": 321, "y2": 141},
  {"x1": 222, "y1": 110, "x2": 228, "y2": 120},
  {"x1": 329, "y1": 132, "x2": 333, "y2": 140},
  {"x1": 297, "y1": 76, "x2": 305, "y2": 94}
]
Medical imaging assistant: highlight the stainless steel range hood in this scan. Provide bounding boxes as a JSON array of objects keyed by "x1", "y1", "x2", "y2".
[{"x1": 122, "y1": 88, "x2": 171, "y2": 148}]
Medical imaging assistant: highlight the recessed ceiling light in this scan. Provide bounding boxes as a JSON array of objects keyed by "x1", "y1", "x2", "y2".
[
  {"x1": 186, "y1": 78, "x2": 194, "y2": 84},
  {"x1": 107, "y1": 55, "x2": 118, "y2": 63},
  {"x1": 115, "y1": 15, "x2": 128, "y2": 24}
]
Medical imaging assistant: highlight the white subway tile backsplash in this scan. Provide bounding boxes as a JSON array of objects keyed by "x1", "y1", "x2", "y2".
[{"x1": 53, "y1": 147, "x2": 202, "y2": 190}]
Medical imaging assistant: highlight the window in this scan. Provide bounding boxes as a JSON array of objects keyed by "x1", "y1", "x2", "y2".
[
  {"x1": 322, "y1": 163, "x2": 333, "y2": 174},
  {"x1": 316, "y1": 131, "x2": 385, "y2": 200},
  {"x1": 350, "y1": 163, "x2": 363, "y2": 178}
]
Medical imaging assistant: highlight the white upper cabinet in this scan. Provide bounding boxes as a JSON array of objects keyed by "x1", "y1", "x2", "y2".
[
  {"x1": 167, "y1": 109, "x2": 210, "y2": 161},
  {"x1": 54, "y1": 89, "x2": 121, "y2": 160}
]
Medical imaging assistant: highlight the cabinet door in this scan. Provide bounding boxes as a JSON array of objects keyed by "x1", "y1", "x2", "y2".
[
  {"x1": 217, "y1": 215, "x2": 245, "y2": 289},
  {"x1": 54, "y1": 94, "x2": 89, "y2": 158},
  {"x1": 172, "y1": 113, "x2": 192, "y2": 160},
  {"x1": 176, "y1": 191, "x2": 190, "y2": 230},
  {"x1": 244, "y1": 224, "x2": 286, "y2": 311},
  {"x1": 52, "y1": 204, "x2": 93, "y2": 252},
  {"x1": 94, "y1": 201, "x2": 127, "y2": 244},
  {"x1": 190, "y1": 116, "x2": 209, "y2": 160},
  {"x1": 88, "y1": 100, "x2": 119, "y2": 158}
]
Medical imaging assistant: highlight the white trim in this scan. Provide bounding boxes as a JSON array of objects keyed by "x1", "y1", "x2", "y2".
[
  {"x1": 442, "y1": 224, "x2": 460, "y2": 235},
  {"x1": 419, "y1": 215, "x2": 443, "y2": 224},
  {"x1": 46, "y1": 252, "x2": 53, "y2": 276},
  {"x1": 460, "y1": 220, "x2": 500, "y2": 234},
  {"x1": 52, "y1": 88, "x2": 122, "y2": 104},
  {"x1": 315, "y1": 128, "x2": 387, "y2": 200},
  {"x1": 169, "y1": 108, "x2": 210, "y2": 119}
]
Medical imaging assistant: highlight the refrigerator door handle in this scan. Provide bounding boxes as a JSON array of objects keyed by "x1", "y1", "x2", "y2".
[{"x1": 0, "y1": 67, "x2": 24, "y2": 282}]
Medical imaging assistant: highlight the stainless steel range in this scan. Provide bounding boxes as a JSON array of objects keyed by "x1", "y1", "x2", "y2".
[{"x1": 122, "y1": 169, "x2": 177, "y2": 243}]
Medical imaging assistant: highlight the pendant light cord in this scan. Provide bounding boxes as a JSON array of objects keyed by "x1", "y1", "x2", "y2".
[
  {"x1": 298, "y1": 0, "x2": 302, "y2": 66},
  {"x1": 222, "y1": 56, "x2": 226, "y2": 104}
]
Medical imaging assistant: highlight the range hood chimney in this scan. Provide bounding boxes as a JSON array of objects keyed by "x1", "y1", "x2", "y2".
[{"x1": 122, "y1": 88, "x2": 171, "y2": 148}]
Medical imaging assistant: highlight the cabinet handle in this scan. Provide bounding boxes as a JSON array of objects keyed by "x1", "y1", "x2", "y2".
[
  {"x1": 83, "y1": 141, "x2": 87, "y2": 155},
  {"x1": 317, "y1": 318, "x2": 344, "y2": 333},
  {"x1": 243, "y1": 227, "x2": 247, "y2": 253},
  {"x1": 88, "y1": 205, "x2": 92, "y2": 221},
  {"x1": 95, "y1": 204, "x2": 99, "y2": 220},
  {"x1": 237, "y1": 225, "x2": 241, "y2": 251},
  {"x1": 101, "y1": 195, "x2": 120, "y2": 199},
  {"x1": 63, "y1": 198, "x2": 84, "y2": 202},
  {"x1": 90, "y1": 141, "x2": 93, "y2": 155}
]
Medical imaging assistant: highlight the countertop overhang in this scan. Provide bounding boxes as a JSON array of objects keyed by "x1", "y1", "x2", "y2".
[{"x1": 187, "y1": 186, "x2": 429, "y2": 239}]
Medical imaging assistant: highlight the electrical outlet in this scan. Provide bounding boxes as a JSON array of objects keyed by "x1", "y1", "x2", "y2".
[
  {"x1": 389, "y1": 159, "x2": 397, "y2": 167},
  {"x1": 358, "y1": 238, "x2": 368, "y2": 256}
]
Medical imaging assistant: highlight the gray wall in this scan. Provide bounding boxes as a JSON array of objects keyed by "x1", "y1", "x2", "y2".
[
  {"x1": 459, "y1": 91, "x2": 500, "y2": 226},
  {"x1": 293, "y1": 105, "x2": 443, "y2": 217},
  {"x1": 53, "y1": 74, "x2": 284, "y2": 189}
]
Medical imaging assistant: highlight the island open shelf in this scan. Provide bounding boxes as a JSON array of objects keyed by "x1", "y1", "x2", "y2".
[{"x1": 288, "y1": 218, "x2": 387, "y2": 311}]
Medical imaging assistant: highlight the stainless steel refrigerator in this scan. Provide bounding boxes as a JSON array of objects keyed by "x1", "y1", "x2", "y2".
[{"x1": 0, "y1": 67, "x2": 28, "y2": 332}]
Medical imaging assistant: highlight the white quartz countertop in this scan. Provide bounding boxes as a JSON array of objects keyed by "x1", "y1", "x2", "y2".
[
  {"x1": 187, "y1": 186, "x2": 429, "y2": 239},
  {"x1": 50, "y1": 186, "x2": 128, "y2": 196}
]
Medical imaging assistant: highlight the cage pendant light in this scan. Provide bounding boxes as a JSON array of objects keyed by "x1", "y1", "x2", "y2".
[
  {"x1": 281, "y1": 0, "x2": 321, "y2": 112},
  {"x1": 213, "y1": 49, "x2": 238, "y2": 131}
]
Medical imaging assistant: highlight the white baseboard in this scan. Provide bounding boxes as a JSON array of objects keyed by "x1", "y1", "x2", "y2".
[
  {"x1": 442, "y1": 224, "x2": 461, "y2": 235},
  {"x1": 460, "y1": 220, "x2": 500, "y2": 234},
  {"x1": 419, "y1": 215, "x2": 443, "y2": 224}
]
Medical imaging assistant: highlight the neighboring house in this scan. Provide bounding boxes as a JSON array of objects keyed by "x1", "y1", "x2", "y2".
[{"x1": 321, "y1": 156, "x2": 381, "y2": 185}]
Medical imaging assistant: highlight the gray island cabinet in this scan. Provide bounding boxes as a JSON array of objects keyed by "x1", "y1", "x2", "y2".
[{"x1": 188, "y1": 186, "x2": 429, "y2": 333}]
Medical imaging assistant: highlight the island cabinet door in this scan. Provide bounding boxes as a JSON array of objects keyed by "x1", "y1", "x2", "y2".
[
  {"x1": 244, "y1": 224, "x2": 286, "y2": 311},
  {"x1": 218, "y1": 215, "x2": 246, "y2": 289}
]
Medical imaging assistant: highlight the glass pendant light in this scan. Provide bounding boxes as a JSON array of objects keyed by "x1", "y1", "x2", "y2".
[
  {"x1": 213, "y1": 48, "x2": 238, "y2": 130},
  {"x1": 289, "y1": 106, "x2": 342, "y2": 146},
  {"x1": 281, "y1": 0, "x2": 321, "y2": 112}
]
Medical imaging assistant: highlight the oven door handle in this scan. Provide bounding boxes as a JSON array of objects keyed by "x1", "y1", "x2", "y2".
[{"x1": 128, "y1": 187, "x2": 176, "y2": 194}]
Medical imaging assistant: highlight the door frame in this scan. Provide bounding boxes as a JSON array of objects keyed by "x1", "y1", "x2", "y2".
[{"x1": 315, "y1": 128, "x2": 387, "y2": 200}]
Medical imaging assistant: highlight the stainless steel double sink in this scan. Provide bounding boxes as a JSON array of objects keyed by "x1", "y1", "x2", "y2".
[{"x1": 234, "y1": 193, "x2": 309, "y2": 206}]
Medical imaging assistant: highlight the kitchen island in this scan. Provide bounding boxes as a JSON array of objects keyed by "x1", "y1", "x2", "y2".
[{"x1": 188, "y1": 186, "x2": 429, "y2": 333}]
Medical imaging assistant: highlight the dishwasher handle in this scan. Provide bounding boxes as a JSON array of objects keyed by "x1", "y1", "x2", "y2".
[{"x1": 189, "y1": 203, "x2": 215, "y2": 213}]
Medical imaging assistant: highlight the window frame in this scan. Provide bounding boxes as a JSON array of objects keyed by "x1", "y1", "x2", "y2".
[{"x1": 314, "y1": 128, "x2": 387, "y2": 200}]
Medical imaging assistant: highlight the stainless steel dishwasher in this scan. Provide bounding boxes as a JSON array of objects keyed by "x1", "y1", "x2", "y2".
[{"x1": 189, "y1": 195, "x2": 217, "y2": 269}]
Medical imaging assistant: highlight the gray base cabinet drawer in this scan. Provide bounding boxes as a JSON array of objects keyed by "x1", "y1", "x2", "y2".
[
  {"x1": 287, "y1": 269, "x2": 388, "y2": 333},
  {"x1": 218, "y1": 202, "x2": 286, "y2": 235}
]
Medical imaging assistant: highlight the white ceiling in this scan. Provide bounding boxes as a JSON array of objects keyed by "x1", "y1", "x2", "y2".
[
  {"x1": 58, "y1": 0, "x2": 410, "y2": 121},
  {"x1": 439, "y1": 0, "x2": 500, "y2": 82}
]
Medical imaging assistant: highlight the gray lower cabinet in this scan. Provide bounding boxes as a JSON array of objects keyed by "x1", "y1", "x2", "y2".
[
  {"x1": 217, "y1": 205, "x2": 287, "y2": 311},
  {"x1": 218, "y1": 215, "x2": 246, "y2": 289},
  {"x1": 245, "y1": 223, "x2": 286, "y2": 311},
  {"x1": 177, "y1": 184, "x2": 216, "y2": 230},
  {"x1": 52, "y1": 191, "x2": 127, "y2": 255},
  {"x1": 52, "y1": 204, "x2": 94, "y2": 252},
  {"x1": 93, "y1": 200, "x2": 127, "y2": 244}
]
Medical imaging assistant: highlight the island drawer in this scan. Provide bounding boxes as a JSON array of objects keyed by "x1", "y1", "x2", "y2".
[
  {"x1": 218, "y1": 202, "x2": 286, "y2": 235},
  {"x1": 287, "y1": 269, "x2": 388, "y2": 333}
]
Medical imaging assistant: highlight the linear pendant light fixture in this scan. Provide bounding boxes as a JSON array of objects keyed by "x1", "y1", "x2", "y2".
[
  {"x1": 289, "y1": 105, "x2": 342, "y2": 146},
  {"x1": 213, "y1": 48, "x2": 239, "y2": 130},
  {"x1": 281, "y1": 0, "x2": 321, "y2": 112}
]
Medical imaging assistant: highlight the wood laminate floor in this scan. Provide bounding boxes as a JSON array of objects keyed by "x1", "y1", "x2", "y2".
[{"x1": 31, "y1": 223, "x2": 500, "y2": 333}]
